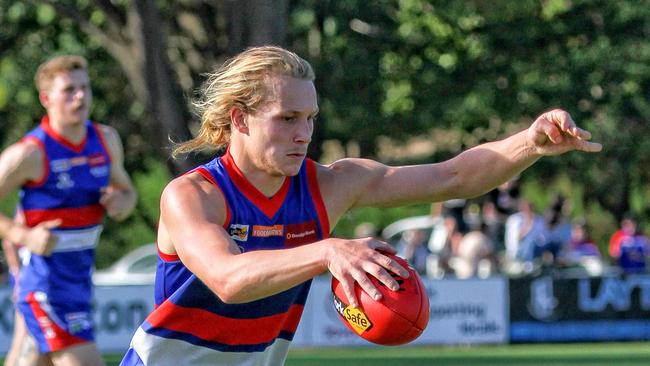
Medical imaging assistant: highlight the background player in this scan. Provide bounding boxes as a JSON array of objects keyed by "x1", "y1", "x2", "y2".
[{"x1": 0, "y1": 55, "x2": 137, "y2": 366}]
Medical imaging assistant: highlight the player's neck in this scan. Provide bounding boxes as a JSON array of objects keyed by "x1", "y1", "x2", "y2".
[
  {"x1": 228, "y1": 147, "x2": 286, "y2": 198},
  {"x1": 47, "y1": 116, "x2": 87, "y2": 144}
]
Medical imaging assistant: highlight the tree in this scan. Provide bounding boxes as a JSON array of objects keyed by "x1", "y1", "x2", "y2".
[
  {"x1": 3, "y1": 0, "x2": 650, "y2": 255},
  {"x1": 24, "y1": 0, "x2": 289, "y2": 175}
]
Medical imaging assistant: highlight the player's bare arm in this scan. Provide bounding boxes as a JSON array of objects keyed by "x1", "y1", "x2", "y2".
[
  {"x1": 0, "y1": 141, "x2": 60, "y2": 255},
  {"x1": 313, "y1": 109, "x2": 601, "y2": 306},
  {"x1": 160, "y1": 172, "x2": 407, "y2": 305},
  {"x1": 319, "y1": 109, "x2": 602, "y2": 212},
  {"x1": 98, "y1": 124, "x2": 137, "y2": 221}
]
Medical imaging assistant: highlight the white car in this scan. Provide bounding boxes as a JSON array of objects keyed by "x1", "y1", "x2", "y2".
[
  {"x1": 93, "y1": 244, "x2": 158, "y2": 286},
  {"x1": 381, "y1": 215, "x2": 438, "y2": 245}
]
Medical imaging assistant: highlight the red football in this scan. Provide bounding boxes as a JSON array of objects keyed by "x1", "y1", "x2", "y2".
[{"x1": 331, "y1": 253, "x2": 429, "y2": 345}]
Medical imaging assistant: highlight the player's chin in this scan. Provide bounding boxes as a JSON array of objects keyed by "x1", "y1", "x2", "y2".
[
  {"x1": 281, "y1": 165, "x2": 302, "y2": 177},
  {"x1": 280, "y1": 158, "x2": 305, "y2": 176},
  {"x1": 65, "y1": 113, "x2": 88, "y2": 124}
]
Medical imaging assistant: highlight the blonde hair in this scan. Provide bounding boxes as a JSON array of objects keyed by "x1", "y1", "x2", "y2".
[
  {"x1": 35, "y1": 55, "x2": 88, "y2": 92},
  {"x1": 173, "y1": 46, "x2": 315, "y2": 157}
]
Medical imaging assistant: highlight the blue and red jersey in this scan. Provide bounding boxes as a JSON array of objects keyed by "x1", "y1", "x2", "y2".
[
  {"x1": 15, "y1": 116, "x2": 111, "y2": 352},
  {"x1": 124, "y1": 150, "x2": 329, "y2": 365}
]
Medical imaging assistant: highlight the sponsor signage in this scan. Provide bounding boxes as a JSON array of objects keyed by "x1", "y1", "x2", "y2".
[
  {"x1": 510, "y1": 274, "x2": 650, "y2": 341},
  {"x1": 2, "y1": 277, "x2": 508, "y2": 355},
  {"x1": 421, "y1": 277, "x2": 508, "y2": 344},
  {"x1": 293, "y1": 276, "x2": 508, "y2": 347}
]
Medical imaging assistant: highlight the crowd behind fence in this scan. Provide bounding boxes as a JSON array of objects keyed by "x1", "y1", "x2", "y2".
[{"x1": 367, "y1": 180, "x2": 648, "y2": 281}]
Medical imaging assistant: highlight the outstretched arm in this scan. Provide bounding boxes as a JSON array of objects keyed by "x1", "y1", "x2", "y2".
[{"x1": 321, "y1": 109, "x2": 601, "y2": 213}]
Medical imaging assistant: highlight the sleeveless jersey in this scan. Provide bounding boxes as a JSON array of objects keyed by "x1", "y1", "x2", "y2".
[
  {"x1": 123, "y1": 151, "x2": 329, "y2": 366},
  {"x1": 18, "y1": 115, "x2": 110, "y2": 308}
]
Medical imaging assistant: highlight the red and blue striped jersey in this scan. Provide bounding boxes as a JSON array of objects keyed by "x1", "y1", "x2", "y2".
[
  {"x1": 17, "y1": 116, "x2": 110, "y2": 305},
  {"x1": 127, "y1": 150, "x2": 329, "y2": 365}
]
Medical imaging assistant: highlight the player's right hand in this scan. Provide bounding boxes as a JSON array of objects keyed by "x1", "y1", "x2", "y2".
[
  {"x1": 325, "y1": 237, "x2": 409, "y2": 308},
  {"x1": 23, "y1": 219, "x2": 61, "y2": 256}
]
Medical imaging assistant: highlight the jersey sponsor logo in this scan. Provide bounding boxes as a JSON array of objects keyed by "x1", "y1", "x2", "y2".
[
  {"x1": 70, "y1": 156, "x2": 88, "y2": 167},
  {"x1": 229, "y1": 224, "x2": 249, "y2": 241},
  {"x1": 90, "y1": 166, "x2": 110, "y2": 177},
  {"x1": 50, "y1": 156, "x2": 97, "y2": 173},
  {"x1": 51, "y1": 159, "x2": 72, "y2": 173},
  {"x1": 252, "y1": 224, "x2": 284, "y2": 237},
  {"x1": 285, "y1": 221, "x2": 318, "y2": 247},
  {"x1": 88, "y1": 153, "x2": 107, "y2": 166},
  {"x1": 55, "y1": 173, "x2": 75, "y2": 189},
  {"x1": 333, "y1": 294, "x2": 373, "y2": 334}
]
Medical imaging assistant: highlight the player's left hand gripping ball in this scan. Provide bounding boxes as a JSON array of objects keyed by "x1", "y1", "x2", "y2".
[{"x1": 331, "y1": 253, "x2": 430, "y2": 345}]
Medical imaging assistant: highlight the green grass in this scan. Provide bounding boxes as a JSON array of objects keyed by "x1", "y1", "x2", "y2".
[
  {"x1": 8, "y1": 342, "x2": 650, "y2": 366},
  {"x1": 284, "y1": 343, "x2": 650, "y2": 366}
]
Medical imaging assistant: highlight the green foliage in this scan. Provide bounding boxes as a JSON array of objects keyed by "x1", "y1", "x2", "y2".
[
  {"x1": 2, "y1": 0, "x2": 650, "y2": 264},
  {"x1": 333, "y1": 204, "x2": 431, "y2": 239},
  {"x1": 95, "y1": 159, "x2": 170, "y2": 269},
  {"x1": 288, "y1": 0, "x2": 650, "y2": 244}
]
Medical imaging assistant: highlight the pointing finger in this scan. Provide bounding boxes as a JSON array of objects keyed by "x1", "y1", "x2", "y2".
[
  {"x1": 576, "y1": 139, "x2": 603, "y2": 152},
  {"x1": 572, "y1": 126, "x2": 592, "y2": 140}
]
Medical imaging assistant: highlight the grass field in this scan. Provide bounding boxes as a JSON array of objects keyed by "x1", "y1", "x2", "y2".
[{"x1": 88, "y1": 342, "x2": 650, "y2": 366}]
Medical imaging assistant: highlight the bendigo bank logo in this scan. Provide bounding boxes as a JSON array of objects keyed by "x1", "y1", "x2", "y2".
[
  {"x1": 88, "y1": 153, "x2": 107, "y2": 166},
  {"x1": 285, "y1": 221, "x2": 318, "y2": 247},
  {"x1": 228, "y1": 224, "x2": 249, "y2": 241},
  {"x1": 333, "y1": 294, "x2": 373, "y2": 335}
]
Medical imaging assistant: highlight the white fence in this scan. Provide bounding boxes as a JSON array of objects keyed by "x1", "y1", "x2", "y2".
[{"x1": 0, "y1": 276, "x2": 508, "y2": 355}]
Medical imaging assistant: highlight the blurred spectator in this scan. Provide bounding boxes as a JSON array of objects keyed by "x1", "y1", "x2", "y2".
[
  {"x1": 607, "y1": 213, "x2": 650, "y2": 273},
  {"x1": 504, "y1": 199, "x2": 547, "y2": 273},
  {"x1": 538, "y1": 195, "x2": 572, "y2": 264},
  {"x1": 558, "y1": 219, "x2": 603, "y2": 275},
  {"x1": 450, "y1": 221, "x2": 495, "y2": 279},
  {"x1": 427, "y1": 206, "x2": 463, "y2": 278},
  {"x1": 396, "y1": 228, "x2": 430, "y2": 275},
  {"x1": 485, "y1": 178, "x2": 520, "y2": 253},
  {"x1": 442, "y1": 199, "x2": 469, "y2": 234},
  {"x1": 482, "y1": 200, "x2": 506, "y2": 253},
  {"x1": 489, "y1": 178, "x2": 521, "y2": 217},
  {"x1": 566, "y1": 219, "x2": 601, "y2": 260},
  {"x1": 618, "y1": 231, "x2": 650, "y2": 274},
  {"x1": 609, "y1": 213, "x2": 639, "y2": 259}
]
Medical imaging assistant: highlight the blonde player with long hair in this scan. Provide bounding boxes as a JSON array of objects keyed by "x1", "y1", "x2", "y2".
[{"x1": 122, "y1": 46, "x2": 601, "y2": 365}]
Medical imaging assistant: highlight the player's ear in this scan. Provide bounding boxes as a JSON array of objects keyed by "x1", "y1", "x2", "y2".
[
  {"x1": 230, "y1": 106, "x2": 249, "y2": 135},
  {"x1": 39, "y1": 90, "x2": 50, "y2": 109}
]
